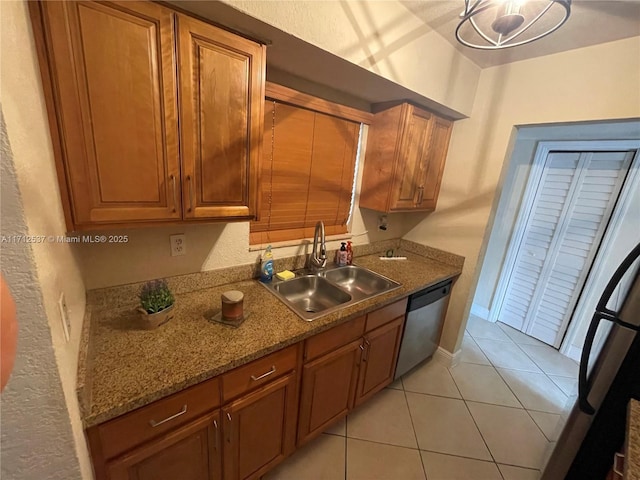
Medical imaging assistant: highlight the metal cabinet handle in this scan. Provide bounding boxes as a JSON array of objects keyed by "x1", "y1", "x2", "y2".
[
  {"x1": 363, "y1": 338, "x2": 371, "y2": 362},
  {"x1": 226, "y1": 413, "x2": 232, "y2": 443},
  {"x1": 187, "y1": 175, "x2": 194, "y2": 212},
  {"x1": 149, "y1": 405, "x2": 187, "y2": 427},
  {"x1": 170, "y1": 175, "x2": 177, "y2": 213},
  {"x1": 613, "y1": 452, "x2": 625, "y2": 475},
  {"x1": 251, "y1": 365, "x2": 276, "y2": 381},
  {"x1": 417, "y1": 186, "x2": 424, "y2": 205},
  {"x1": 213, "y1": 419, "x2": 219, "y2": 451}
]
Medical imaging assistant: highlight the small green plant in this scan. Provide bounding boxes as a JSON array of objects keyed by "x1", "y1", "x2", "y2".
[{"x1": 139, "y1": 279, "x2": 174, "y2": 314}]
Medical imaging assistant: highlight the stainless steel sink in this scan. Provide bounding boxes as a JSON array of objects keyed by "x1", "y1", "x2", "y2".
[
  {"x1": 322, "y1": 265, "x2": 397, "y2": 297},
  {"x1": 274, "y1": 276, "x2": 352, "y2": 320},
  {"x1": 262, "y1": 264, "x2": 401, "y2": 321}
]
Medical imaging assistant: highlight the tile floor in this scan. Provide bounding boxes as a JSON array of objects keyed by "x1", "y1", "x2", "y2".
[{"x1": 264, "y1": 315, "x2": 579, "y2": 480}]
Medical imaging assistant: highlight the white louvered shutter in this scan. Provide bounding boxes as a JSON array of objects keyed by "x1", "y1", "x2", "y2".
[{"x1": 500, "y1": 150, "x2": 634, "y2": 346}]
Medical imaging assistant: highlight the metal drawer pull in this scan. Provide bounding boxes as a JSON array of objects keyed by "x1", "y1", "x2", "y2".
[
  {"x1": 613, "y1": 452, "x2": 625, "y2": 475},
  {"x1": 149, "y1": 405, "x2": 187, "y2": 427},
  {"x1": 251, "y1": 365, "x2": 276, "y2": 381},
  {"x1": 213, "y1": 419, "x2": 219, "y2": 450}
]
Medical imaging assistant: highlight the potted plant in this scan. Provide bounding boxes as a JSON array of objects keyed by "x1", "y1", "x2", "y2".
[{"x1": 138, "y1": 279, "x2": 175, "y2": 329}]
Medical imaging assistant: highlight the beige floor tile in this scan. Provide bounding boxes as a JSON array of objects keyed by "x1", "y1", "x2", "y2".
[
  {"x1": 402, "y1": 359, "x2": 461, "y2": 398},
  {"x1": 475, "y1": 338, "x2": 543, "y2": 373},
  {"x1": 459, "y1": 336, "x2": 492, "y2": 365},
  {"x1": 387, "y1": 379, "x2": 403, "y2": 390},
  {"x1": 449, "y1": 363, "x2": 521, "y2": 407},
  {"x1": 421, "y1": 451, "x2": 502, "y2": 480},
  {"x1": 497, "y1": 368, "x2": 569, "y2": 414},
  {"x1": 264, "y1": 434, "x2": 345, "y2": 480},
  {"x1": 406, "y1": 392, "x2": 491, "y2": 461},
  {"x1": 468, "y1": 402, "x2": 549, "y2": 469},
  {"x1": 548, "y1": 375, "x2": 578, "y2": 396},
  {"x1": 346, "y1": 439, "x2": 425, "y2": 480},
  {"x1": 497, "y1": 323, "x2": 547, "y2": 346},
  {"x1": 498, "y1": 464, "x2": 541, "y2": 480},
  {"x1": 325, "y1": 417, "x2": 346, "y2": 436},
  {"x1": 518, "y1": 344, "x2": 579, "y2": 377},
  {"x1": 466, "y1": 315, "x2": 513, "y2": 342},
  {"x1": 347, "y1": 389, "x2": 417, "y2": 448},
  {"x1": 528, "y1": 411, "x2": 563, "y2": 442}
]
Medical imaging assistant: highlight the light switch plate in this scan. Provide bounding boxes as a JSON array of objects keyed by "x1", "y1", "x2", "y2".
[{"x1": 170, "y1": 234, "x2": 186, "y2": 256}]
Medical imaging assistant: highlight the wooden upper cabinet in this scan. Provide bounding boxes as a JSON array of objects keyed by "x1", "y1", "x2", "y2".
[
  {"x1": 30, "y1": 1, "x2": 265, "y2": 230},
  {"x1": 177, "y1": 14, "x2": 265, "y2": 220},
  {"x1": 359, "y1": 103, "x2": 453, "y2": 213},
  {"x1": 35, "y1": 1, "x2": 181, "y2": 227}
]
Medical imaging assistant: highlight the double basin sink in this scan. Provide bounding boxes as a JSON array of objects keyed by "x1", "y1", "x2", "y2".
[{"x1": 262, "y1": 264, "x2": 401, "y2": 321}]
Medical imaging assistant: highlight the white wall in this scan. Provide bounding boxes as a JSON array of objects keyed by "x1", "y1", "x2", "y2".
[
  {"x1": 403, "y1": 36, "x2": 640, "y2": 354},
  {"x1": 219, "y1": 0, "x2": 481, "y2": 116},
  {"x1": 0, "y1": 2, "x2": 91, "y2": 478},
  {"x1": 0, "y1": 110, "x2": 83, "y2": 479}
]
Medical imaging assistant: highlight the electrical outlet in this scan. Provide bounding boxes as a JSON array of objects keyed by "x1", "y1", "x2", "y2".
[
  {"x1": 58, "y1": 292, "x2": 70, "y2": 342},
  {"x1": 170, "y1": 234, "x2": 186, "y2": 256}
]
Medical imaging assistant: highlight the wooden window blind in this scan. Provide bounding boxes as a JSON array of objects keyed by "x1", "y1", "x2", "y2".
[{"x1": 250, "y1": 100, "x2": 361, "y2": 245}]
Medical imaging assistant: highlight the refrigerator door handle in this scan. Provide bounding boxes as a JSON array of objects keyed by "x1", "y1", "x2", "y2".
[{"x1": 578, "y1": 311, "x2": 610, "y2": 415}]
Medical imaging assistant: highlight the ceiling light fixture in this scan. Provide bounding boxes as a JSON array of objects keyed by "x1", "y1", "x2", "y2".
[{"x1": 456, "y1": 0, "x2": 571, "y2": 50}]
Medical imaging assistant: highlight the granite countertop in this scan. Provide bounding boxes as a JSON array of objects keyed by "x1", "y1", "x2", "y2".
[
  {"x1": 627, "y1": 399, "x2": 640, "y2": 479},
  {"x1": 81, "y1": 249, "x2": 462, "y2": 428}
]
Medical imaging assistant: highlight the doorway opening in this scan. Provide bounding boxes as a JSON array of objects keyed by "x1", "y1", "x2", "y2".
[{"x1": 470, "y1": 120, "x2": 640, "y2": 362}]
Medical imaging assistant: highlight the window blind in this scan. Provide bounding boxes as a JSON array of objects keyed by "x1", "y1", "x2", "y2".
[{"x1": 250, "y1": 100, "x2": 360, "y2": 245}]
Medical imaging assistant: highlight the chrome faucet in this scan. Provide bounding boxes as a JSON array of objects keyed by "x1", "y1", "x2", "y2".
[{"x1": 309, "y1": 221, "x2": 327, "y2": 270}]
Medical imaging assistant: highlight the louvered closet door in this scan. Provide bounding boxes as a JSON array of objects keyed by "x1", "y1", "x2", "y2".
[{"x1": 500, "y1": 150, "x2": 633, "y2": 347}]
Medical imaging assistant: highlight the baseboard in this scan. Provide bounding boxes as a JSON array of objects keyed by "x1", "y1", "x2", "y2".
[
  {"x1": 566, "y1": 345, "x2": 582, "y2": 362},
  {"x1": 470, "y1": 304, "x2": 490, "y2": 321},
  {"x1": 433, "y1": 346, "x2": 462, "y2": 368}
]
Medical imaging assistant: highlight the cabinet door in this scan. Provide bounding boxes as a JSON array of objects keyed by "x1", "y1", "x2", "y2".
[
  {"x1": 223, "y1": 372, "x2": 297, "y2": 480},
  {"x1": 418, "y1": 116, "x2": 452, "y2": 210},
  {"x1": 177, "y1": 14, "x2": 265, "y2": 220},
  {"x1": 40, "y1": 1, "x2": 181, "y2": 226},
  {"x1": 297, "y1": 338, "x2": 363, "y2": 445},
  {"x1": 355, "y1": 317, "x2": 404, "y2": 406},
  {"x1": 390, "y1": 107, "x2": 433, "y2": 211},
  {"x1": 107, "y1": 411, "x2": 221, "y2": 480}
]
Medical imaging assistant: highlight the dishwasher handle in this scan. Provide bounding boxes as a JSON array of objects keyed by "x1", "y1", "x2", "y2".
[{"x1": 408, "y1": 280, "x2": 452, "y2": 312}]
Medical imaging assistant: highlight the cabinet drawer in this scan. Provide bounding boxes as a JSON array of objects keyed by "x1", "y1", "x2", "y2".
[
  {"x1": 366, "y1": 298, "x2": 407, "y2": 332},
  {"x1": 304, "y1": 316, "x2": 366, "y2": 362},
  {"x1": 97, "y1": 377, "x2": 220, "y2": 461},
  {"x1": 222, "y1": 344, "x2": 298, "y2": 403}
]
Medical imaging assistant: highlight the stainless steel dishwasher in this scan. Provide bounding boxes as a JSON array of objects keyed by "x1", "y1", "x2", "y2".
[{"x1": 394, "y1": 279, "x2": 452, "y2": 379}]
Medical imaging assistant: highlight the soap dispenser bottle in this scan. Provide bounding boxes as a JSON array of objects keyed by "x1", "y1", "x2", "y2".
[
  {"x1": 346, "y1": 241, "x2": 353, "y2": 265},
  {"x1": 260, "y1": 245, "x2": 274, "y2": 283},
  {"x1": 337, "y1": 242, "x2": 348, "y2": 266}
]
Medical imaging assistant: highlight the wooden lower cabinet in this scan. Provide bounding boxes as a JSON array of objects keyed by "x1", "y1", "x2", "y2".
[
  {"x1": 297, "y1": 301, "x2": 407, "y2": 445},
  {"x1": 222, "y1": 372, "x2": 298, "y2": 480},
  {"x1": 355, "y1": 316, "x2": 404, "y2": 406},
  {"x1": 107, "y1": 411, "x2": 221, "y2": 480},
  {"x1": 297, "y1": 339, "x2": 363, "y2": 444},
  {"x1": 89, "y1": 299, "x2": 414, "y2": 480}
]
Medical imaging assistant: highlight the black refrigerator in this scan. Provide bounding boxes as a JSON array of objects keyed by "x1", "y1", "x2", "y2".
[{"x1": 541, "y1": 242, "x2": 640, "y2": 479}]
